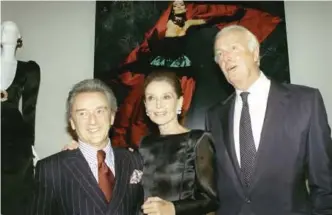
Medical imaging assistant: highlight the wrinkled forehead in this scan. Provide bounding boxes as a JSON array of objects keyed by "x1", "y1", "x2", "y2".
[
  {"x1": 72, "y1": 92, "x2": 109, "y2": 109},
  {"x1": 214, "y1": 30, "x2": 248, "y2": 50}
]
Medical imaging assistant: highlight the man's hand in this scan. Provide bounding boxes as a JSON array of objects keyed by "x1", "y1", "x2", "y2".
[
  {"x1": 141, "y1": 197, "x2": 175, "y2": 215},
  {"x1": 62, "y1": 140, "x2": 79, "y2": 151}
]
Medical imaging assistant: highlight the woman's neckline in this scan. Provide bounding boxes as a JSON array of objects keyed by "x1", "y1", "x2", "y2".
[{"x1": 159, "y1": 130, "x2": 191, "y2": 137}]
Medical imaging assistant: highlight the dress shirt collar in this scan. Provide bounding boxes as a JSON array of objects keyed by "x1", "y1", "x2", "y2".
[
  {"x1": 78, "y1": 139, "x2": 113, "y2": 165},
  {"x1": 235, "y1": 71, "x2": 270, "y2": 99}
]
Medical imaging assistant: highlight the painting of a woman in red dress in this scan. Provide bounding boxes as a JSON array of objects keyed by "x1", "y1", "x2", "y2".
[{"x1": 102, "y1": 1, "x2": 283, "y2": 148}]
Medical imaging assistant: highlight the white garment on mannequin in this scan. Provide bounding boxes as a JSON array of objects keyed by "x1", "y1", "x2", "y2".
[
  {"x1": 1, "y1": 59, "x2": 18, "y2": 91},
  {"x1": 1, "y1": 21, "x2": 20, "y2": 91}
]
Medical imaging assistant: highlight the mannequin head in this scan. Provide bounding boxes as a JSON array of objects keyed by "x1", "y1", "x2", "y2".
[
  {"x1": 1, "y1": 21, "x2": 22, "y2": 49},
  {"x1": 1, "y1": 21, "x2": 22, "y2": 92}
]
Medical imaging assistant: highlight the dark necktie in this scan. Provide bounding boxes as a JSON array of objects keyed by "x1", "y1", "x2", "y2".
[
  {"x1": 239, "y1": 92, "x2": 257, "y2": 188},
  {"x1": 97, "y1": 150, "x2": 115, "y2": 202}
]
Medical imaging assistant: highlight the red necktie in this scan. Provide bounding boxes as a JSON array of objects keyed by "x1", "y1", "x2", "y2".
[{"x1": 97, "y1": 150, "x2": 115, "y2": 202}]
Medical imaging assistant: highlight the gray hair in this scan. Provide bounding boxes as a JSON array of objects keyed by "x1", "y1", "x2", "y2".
[
  {"x1": 214, "y1": 25, "x2": 260, "y2": 63},
  {"x1": 66, "y1": 79, "x2": 118, "y2": 121}
]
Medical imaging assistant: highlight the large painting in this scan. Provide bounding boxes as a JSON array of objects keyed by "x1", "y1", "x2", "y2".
[{"x1": 94, "y1": 1, "x2": 290, "y2": 148}]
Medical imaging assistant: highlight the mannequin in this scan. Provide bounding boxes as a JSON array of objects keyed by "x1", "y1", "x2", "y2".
[{"x1": 1, "y1": 21, "x2": 40, "y2": 215}]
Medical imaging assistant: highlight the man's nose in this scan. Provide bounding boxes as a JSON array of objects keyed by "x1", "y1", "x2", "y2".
[
  {"x1": 223, "y1": 51, "x2": 234, "y2": 61},
  {"x1": 88, "y1": 113, "x2": 97, "y2": 124}
]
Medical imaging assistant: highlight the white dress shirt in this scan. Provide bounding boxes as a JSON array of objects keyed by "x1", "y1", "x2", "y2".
[
  {"x1": 79, "y1": 139, "x2": 115, "y2": 182},
  {"x1": 233, "y1": 72, "x2": 271, "y2": 166}
]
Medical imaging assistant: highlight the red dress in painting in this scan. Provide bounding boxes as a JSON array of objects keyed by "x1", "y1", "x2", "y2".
[{"x1": 111, "y1": 3, "x2": 281, "y2": 148}]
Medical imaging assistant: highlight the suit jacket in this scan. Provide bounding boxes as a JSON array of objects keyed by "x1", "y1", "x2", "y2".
[
  {"x1": 206, "y1": 80, "x2": 332, "y2": 215},
  {"x1": 28, "y1": 147, "x2": 144, "y2": 215}
]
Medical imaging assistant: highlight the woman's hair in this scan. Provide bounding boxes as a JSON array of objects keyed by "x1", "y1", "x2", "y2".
[
  {"x1": 143, "y1": 69, "x2": 183, "y2": 99},
  {"x1": 169, "y1": 12, "x2": 187, "y2": 28},
  {"x1": 169, "y1": 1, "x2": 187, "y2": 28}
]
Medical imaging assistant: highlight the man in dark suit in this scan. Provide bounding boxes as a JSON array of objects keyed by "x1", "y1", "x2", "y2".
[
  {"x1": 29, "y1": 79, "x2": 143, "y2": 215},
  {"x1": 206, "y1": 25, "x2": 332, "y2": 215}
]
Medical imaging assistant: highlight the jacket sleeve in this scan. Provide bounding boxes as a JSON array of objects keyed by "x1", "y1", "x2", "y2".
[
  {"x1": 307, "y1": 89, "x2": 332, "y2": 215},
  {"x1": 22, "y1": 61, "x2": 41, "y2": 145},
  {"x1": 28, "y1": 159, "x2": 58, "y2": 215},
  {"x1": 173, "y1": 132, "x2": 219, "y2": 215}
]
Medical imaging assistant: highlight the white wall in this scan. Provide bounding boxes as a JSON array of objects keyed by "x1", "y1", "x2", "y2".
[
  {"x1": 1, "y1": 1, "x2": 96, "y2": 158},
  {"x1": 285, "y1": 1, "x2": 332, "y2": 129},
  {"x1": 1, "y1": 1, "x2": 331, "y2": 158}
]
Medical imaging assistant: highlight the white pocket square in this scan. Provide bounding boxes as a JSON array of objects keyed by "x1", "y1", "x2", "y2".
[{"x1": 130, "y1": 169, "x2": 143, "y2": 184}]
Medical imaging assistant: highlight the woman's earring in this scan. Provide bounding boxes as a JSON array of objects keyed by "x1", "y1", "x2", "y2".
[
  {"x1": 146, "y1": 111, "x2": 149, "y2": 116},
  {"x1": 177, "y1": 109, "x2": 182, "y2": 115}
]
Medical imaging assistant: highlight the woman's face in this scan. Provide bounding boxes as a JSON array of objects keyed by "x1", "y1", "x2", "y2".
[
  {"x1": 172, "y1": 0, "x2": 186, "y2": 15},
  {"x1": 144, "y1": 80, "x2": 183, "y2": 126}
]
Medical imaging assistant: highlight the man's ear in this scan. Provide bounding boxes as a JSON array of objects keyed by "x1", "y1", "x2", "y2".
[
  {"x1": 253, "y1": 45, "x2": 260, "y2": 66},
  {"x1": 110, "y1": 111, "x2": 115, "y2": 126},
  {"x1": 70, "y1": 118, "x2": 76, "y2": 130}
]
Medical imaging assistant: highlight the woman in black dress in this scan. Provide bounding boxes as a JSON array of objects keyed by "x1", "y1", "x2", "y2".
[{"x1": 140, "y1": 70, "x2": 218, "y2": 215}]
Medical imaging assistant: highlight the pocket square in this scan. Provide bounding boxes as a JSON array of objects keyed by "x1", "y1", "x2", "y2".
[{"x1": 130, "y1": 169, "x2": 143, "y2": 184}]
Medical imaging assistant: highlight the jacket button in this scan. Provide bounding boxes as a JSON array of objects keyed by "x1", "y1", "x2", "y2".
[{"x1": 245, "y1": 198, "x2": 251, "y2": 204}]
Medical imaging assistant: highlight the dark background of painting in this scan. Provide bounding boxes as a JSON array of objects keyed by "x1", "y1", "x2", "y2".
[{"x1": 94, "y1": 1, "x2": 290, "y2": 130}]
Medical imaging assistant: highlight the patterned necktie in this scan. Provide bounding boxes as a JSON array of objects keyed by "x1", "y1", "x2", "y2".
[
  {"x1": 97, "y1": 150, "x2": 115, "y2": 202},
  {"x1": 239, "y1": 92, "x2": 257, "y2": 188}
]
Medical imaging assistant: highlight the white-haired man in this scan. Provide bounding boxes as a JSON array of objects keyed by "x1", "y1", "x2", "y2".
[{"x1": 206, "y1": 25, "x2": 332, "y2": 215}]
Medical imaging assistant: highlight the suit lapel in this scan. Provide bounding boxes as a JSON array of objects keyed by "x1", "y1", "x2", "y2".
[
  {"x1": 107, "y1": 148, "x2": 131, "y2": 212},
  {"x1": 63, "y1": 149, "x2": 107, "y2": 212},
  {"x1": 222, "y1": 96, "x2": 242, "y2": 178},
  {"x1": 249, "y1": 80, "x2": 290, "y2": 192},
  {"x1": 220, "y1": 94, "x2": 246, "y2": 195}
]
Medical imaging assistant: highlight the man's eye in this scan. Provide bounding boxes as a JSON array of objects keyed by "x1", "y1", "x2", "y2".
[
  {"x1": 231, "y1": 45, "x2": 238, "y2": 51},
  {"x1": 164, "y1": 95, "x2": 171, "y2": 100},
  {"x1": 78, "y1": 111, "x2": 87, "y2": 116}
]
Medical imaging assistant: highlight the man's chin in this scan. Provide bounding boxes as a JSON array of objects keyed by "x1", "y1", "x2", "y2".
[
  {"x1": 89, "y1": 138, "x2": 108, "y2": 148},
  {"x1": 229, "y1": 78, "x2": 245, "y2": 90}
]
